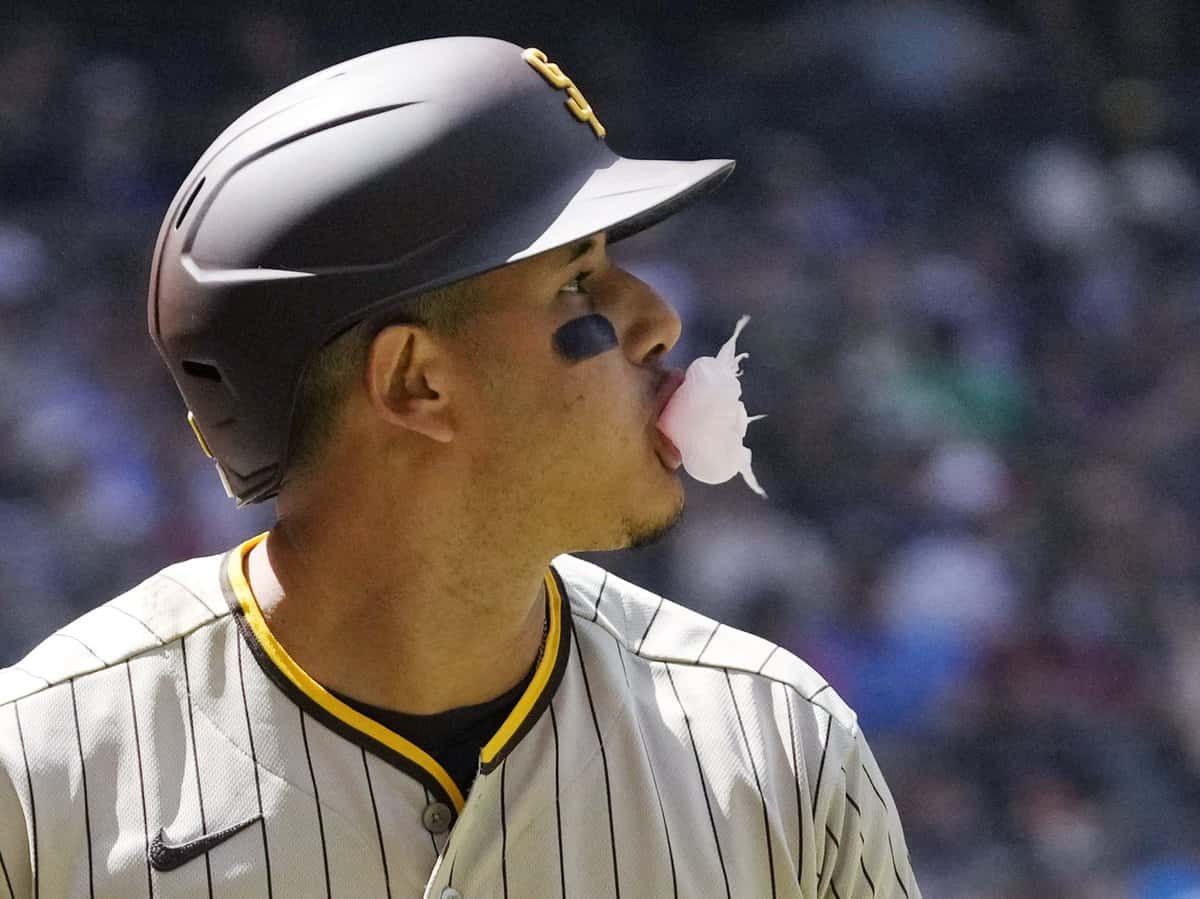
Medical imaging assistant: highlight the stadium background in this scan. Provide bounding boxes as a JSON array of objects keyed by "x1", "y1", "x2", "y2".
[{"x1": 4, "y1": 1, "x2": 1200, "y2": 895}]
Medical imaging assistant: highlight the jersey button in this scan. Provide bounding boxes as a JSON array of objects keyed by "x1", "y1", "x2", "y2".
[
  {"x1": 422, "y1": 801, "x2": 453, "y2": 834},
  {"x1": 441, "y1": 889, "x2": 462, "y2": 899}
]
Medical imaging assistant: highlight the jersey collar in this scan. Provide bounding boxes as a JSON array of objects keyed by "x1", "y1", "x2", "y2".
[{"x1": 222, "y1": 531, "x2": 573, "y2": 814}]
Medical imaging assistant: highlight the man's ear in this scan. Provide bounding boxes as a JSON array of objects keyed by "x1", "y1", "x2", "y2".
[{"x1": 365, "y1": 325, "x2": 455, "y2": 444}]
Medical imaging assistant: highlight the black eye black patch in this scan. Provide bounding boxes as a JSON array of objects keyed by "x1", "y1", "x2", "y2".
[{"x1": 552, "y1": 313, "x2": 619, "y2": 362}]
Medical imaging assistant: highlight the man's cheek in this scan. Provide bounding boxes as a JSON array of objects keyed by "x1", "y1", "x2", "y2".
[{"x1": 552, "y1": 314, "x2": 619, "y2": 362}]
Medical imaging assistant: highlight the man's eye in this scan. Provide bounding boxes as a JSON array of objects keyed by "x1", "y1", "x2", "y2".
[{"x1": 560, "y1": 272, "x2": 591, "y2": 294}]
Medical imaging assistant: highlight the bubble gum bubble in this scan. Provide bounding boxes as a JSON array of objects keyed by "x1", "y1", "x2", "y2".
[{"x1": 657, "y1": 315, "x2": 766, "y2": 497}]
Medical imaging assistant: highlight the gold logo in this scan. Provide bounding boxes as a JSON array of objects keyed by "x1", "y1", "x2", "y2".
[{"x1": 522, "y1": 48, "x2": 606, "y2": 139}]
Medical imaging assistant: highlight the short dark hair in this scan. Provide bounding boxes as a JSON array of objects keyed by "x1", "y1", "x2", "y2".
[{"x1": 283, "y1": 279, "x2": 481, "y2": 485}]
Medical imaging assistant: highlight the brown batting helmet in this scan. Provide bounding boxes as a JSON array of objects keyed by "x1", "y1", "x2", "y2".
[{"x1": 149, "y1": 36, "x2": 734, "y2": 504}]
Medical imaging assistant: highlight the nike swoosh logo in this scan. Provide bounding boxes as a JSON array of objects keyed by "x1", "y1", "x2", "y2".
[{"x1": 149, "y1": 815, "x2": 263, "y2": 872}]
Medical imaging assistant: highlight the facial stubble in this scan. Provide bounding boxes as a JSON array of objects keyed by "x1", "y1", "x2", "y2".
[{"x1": 622, "y1": 489, "x2": 686, "y2": 551}]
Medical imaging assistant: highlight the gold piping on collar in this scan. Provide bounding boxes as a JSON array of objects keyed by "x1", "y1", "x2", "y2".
[{"x1": 228, "y1": 532, "x2": 563, "y2": 811}]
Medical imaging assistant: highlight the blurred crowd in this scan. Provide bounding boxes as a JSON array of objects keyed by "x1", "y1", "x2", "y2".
[{"x1": 4, "y1": 2, "x2": 1200, "y2": 896}]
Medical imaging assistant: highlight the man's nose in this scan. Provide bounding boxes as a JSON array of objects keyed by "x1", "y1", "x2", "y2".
[{"x1": 600, "y1": 266, "x2": 683, "y2": 366}]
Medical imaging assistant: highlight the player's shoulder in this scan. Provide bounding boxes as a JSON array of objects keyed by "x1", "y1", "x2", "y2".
[
  {"x1": 0, "y1": 549, "x2": 232, "y2": 707},
  {"x1": 552, "y1": 553, "x2": 857, "y2": 733}
]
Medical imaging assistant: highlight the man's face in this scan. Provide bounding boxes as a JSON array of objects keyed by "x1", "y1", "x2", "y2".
[{"x1": 447, "y1": 233, "x2": 686, "y2": 554}]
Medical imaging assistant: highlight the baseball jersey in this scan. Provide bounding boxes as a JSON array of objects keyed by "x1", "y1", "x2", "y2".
[{"x1": 0, "y1": 532, "x2": 921, "y2": 898}]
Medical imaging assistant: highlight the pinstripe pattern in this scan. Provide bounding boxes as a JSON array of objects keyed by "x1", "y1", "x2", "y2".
[
  {"x1": 549, "y1": 702, "x2": 566, "y2": 898},
  {"x1": 845, "y1": 784, "x2": 861, "y2": 817},
  {"x1": 68, "y1": 681, "x2": 95, "y2": 899},
  {"x1": 364, "y1": 751, "x2": 392, "y2": 899},
  {"x1": 726, "y1": 669, "x2": 777, "y2": 899},
  {"x1": 298, "y1": 711, "x2": 332, "y2": 898},
  {"x1": 888, "y1": 834, "x2": 910, "y2": 898},
  {"x1": 862, "y1": 762, "x2": 887, "y2": 808},
  {"x1": 13, "y1": 703, "x2": 36, "y2": 899},
  {"x1": 179, "y1": 638, "x2": 213, "y2": 897},
  {"x1": 0, "y1": 847, "x2": 13, "y2": 898},
  {"x1": 159, "y1": 572, "x2": 223, "y2": 619},
  {"x1": 859, "y1": 834, "x2": 877, "y2": 895},
  {"x1": 613, "y1": 635, "x2": 677, "y2": 897},
  {"x1": 500, "y1": 761, "x2": 510, "y2": 899},
  {"x1": 757, "y1": 644, "x2": 780, "y2": 674},
  {"x1": 108, "y1": 606, "x2": 164, "y2": 645},
  {"x1": 11, "y1": 667, "x2": 49, "y2": 688},
  {"x1": 695, "y1": 623, "x2": 720, "y2": 662},
  {"x1": 572, "y1": 616, "x2": 621, "y2": 898},
  {"x1": 784, "y1": 695, "x2": 805, "y2": 887},
  {"x1": 814, "y1": 710, "x2": 833, "y2": 823},
  {"x1": 666, "y1": 663, "x2": 731, "y2": 899},
  {"x1": 235, "y1": 637, "x2": 273, "y2": 897},
  {"x1": 53, "y1": 634, "x2": 105, "y2": 666},
  {"x1": 635, "y1": 596, "x2": 664, "y2": 653},
  {"x1": 124, "y1": 663, "x2": 153, "y2": 899},
  {"x1": 0, "y1": 545, "x2": 920, "y2": 898},
  {"x1": 590, "y1": 572, "x2": 609, "y2": 622}
]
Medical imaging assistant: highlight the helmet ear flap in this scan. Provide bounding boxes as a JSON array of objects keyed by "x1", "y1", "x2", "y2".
[
  {"x1": 177, "y1": 358, "x2": 233, "y2": 427},
  {"x1": 187, "y1": 410, "x2": 240, "y2": 502},
  {"x1": 178, "y1": 359, "x2": 242, "y2": 487}
]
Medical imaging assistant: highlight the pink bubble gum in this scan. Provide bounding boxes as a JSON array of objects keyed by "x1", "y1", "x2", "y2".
[{"x1": 657, "y1": 315, "x2": 766, "y2": 497}]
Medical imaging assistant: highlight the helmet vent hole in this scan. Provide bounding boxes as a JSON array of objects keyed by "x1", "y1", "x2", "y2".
[
  {"x1": 175, "y1": 176, "x2": 206, "y2": 230},
  {"x1": 182, "y1": 359, "x2": 222, "y2": 382}
]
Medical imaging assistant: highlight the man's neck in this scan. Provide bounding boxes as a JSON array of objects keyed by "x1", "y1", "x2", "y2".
[{"x1": 244, "y1": 515, "x2": 550, "y2": 716}]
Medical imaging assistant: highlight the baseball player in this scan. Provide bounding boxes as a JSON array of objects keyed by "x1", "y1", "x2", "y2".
[{"x1": 0, "y1": 37, "x2": 921, "y2": 898}]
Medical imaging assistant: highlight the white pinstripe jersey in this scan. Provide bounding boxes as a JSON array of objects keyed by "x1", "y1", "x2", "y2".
[{"x1": 0, "y1": 533, "x2": 921, "y2": 898}]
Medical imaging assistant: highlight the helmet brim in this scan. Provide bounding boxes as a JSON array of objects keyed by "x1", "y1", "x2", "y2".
[{"x1": 508, "y1": 155, "x2": 735, "y2": 261}]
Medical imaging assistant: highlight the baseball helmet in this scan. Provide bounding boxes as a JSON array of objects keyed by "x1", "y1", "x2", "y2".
[{"x1": 149, "y1": 36, "x2": 734, "y2": 505}]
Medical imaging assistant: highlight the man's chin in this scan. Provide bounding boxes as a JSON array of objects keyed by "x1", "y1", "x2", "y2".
[{"x1": 621, "y1": 491, "x2": 685, "y2": 551}]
